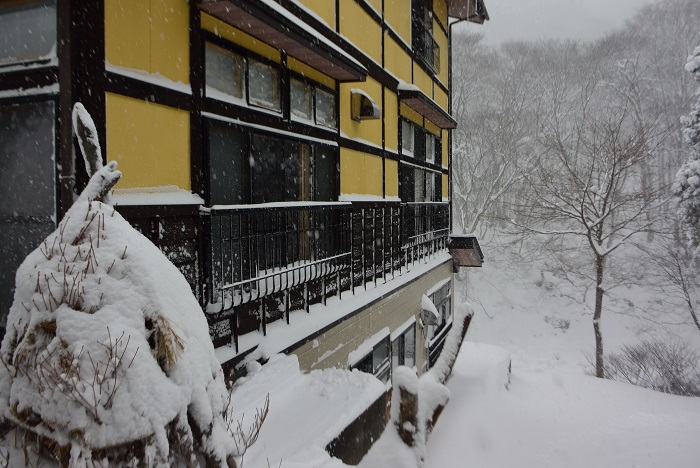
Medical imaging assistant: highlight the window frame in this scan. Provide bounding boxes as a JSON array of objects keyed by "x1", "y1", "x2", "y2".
[
  {"x1": 392, "y1": 323, "x2": 416, "y2": 370},
  {"x1": 205, "y1": 118, "x2": 339, "y2": 206},
  {"x1": 350, "y1": 336, "x2": 391, "y2": 384},
  {"x1": 0, "y1": 0, "x2": 57, "y2": 69}
]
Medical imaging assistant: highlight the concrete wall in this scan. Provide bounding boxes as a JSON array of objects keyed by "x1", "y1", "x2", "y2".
[{"x1": 292, "y1": 260, "x2": 453, "y2": 375}]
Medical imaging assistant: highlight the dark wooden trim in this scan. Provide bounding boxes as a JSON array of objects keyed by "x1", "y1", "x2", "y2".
[
  {"x1": 115, "y1": 203, "x2": 201, "y2": 219},
  {"x1": 105, "y1": 72, "x2": 194, "y2": 110},
  {"x1": 339, "y1": 136, "x2": 384, "y2": 158},
  {"x1": 190, "y1": 5, "x2": 205, "y2": 199},
  {"x1": 0, "y1": 67, "x2": 58, "y2": 92},
  {"x1": 279, "y1": 258, "x2": 452, "y2": 355},
  {"x1": 57, "y1": 0, "x2": 73, "y2": 220}
]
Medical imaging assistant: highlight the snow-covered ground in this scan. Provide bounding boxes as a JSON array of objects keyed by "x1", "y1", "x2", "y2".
[
  {"x1": 425, "y1": 246, "x2": 700, "y2": 468},
  {"x1": 229, "y1": 242, "x2": 700, "y2": 468}
]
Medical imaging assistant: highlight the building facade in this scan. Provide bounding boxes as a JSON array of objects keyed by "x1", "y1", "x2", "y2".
[{"x1": 0, "y1": 0, "x2": 486, "y2": 382}]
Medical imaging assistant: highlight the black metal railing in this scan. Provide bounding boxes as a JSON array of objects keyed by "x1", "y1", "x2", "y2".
[
  {"x1": 202, "y1": 201, "x2": 449, "y2": 349},
  {"x1": 413, "y1": 20, "x2": 440, "y2": 74}
]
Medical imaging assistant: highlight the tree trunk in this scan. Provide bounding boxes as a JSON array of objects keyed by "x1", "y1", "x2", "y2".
[{"x1": 594, "y1": 254, "x2": 605, "y2": 378}]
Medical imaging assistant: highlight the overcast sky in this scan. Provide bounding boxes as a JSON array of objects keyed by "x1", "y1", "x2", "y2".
[{"x1": 456, "y1": 0, "x2": 656, "y2": 44}]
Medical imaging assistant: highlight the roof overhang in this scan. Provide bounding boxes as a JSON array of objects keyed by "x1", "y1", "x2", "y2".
[
  {"x1": 196, "y1": 0, "x2": 367, "y2": 82},
  {"x1": 398, "y1": 89, "x2": 458, "y2": 129},
  {"x1": 446, "y1": 0, "x2": 490, "y2": 23}
]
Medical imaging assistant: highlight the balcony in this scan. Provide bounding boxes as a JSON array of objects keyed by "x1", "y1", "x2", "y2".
[
  {"x1": 412, "y1": 20, "x2": 440, "y2": 74},
  {"x1": 201, "y1": 202, "x2": 449, "y2": 350}
]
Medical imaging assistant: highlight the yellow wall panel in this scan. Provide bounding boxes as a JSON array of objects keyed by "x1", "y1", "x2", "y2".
[
  {"x1": 412, "y1": 64, "x2": 433, "y2": 97},
  {"x1": 425, "y1": 120, "x2": 440, "y2": 137},
  {"x1": 434, "y1": 86, "x2": 448, "y2": 113},
  {"x1": 340, "y1": 78, "x2": 383, "y2": 147},
  {"x1": 435, "y1": 26, "x2": 448, "y2": 87},
  {"x1": 201, "y1": 14, "x2": 281, "y2": 63},
  {"x1": 433, "y1": 0, "x2": 448, "y2": 31},
  {"x1": 150, "y1": 0, "x2": 190, "y2": 83},
  {"x1": 340, "y1": 149, "x2": 383, "y2": 197},
  {"x1": 105, "y1": 0, "x2": 150, "y2": 72},
  {"x1": 105, "y1": 0, "x2": 189, "y2": 83},
  {"x1": 339, "y1": 0, "x2": 381, "y2": 64},
  {"x1": 384, "y1": 34, "x2": 412, "y2": 84},
  {"x1": 400, "y1": 103, "x2": 423, "y2": 126},
  {"x1": 384, "y1": 88, "x2": 399, "y2": 152},
  {"x1": 442, "y1": 173, "x2": 449, "y2": 199},
  {"x1": 367, "y1": 0, "x2": 382, "y2": 15},
  {"x1": 106, "y1": 93, "x2": 190, "y2": 190},
  {"x1": 296, "y1": 0, "x2": 336, "y2": 28},
  {"x1": 385, "y1": 159, "x2": 399, "y2": 198},
  {"x1": 288, "y1": 57, "x2": 336, "y2": 88},
  {"x1": 385, "y1": 0, "x2": 411, "y2": 45}
]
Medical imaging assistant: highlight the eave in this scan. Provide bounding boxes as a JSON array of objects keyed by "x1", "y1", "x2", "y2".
[
  {"x1": 195, "y1": 0, "x2": 367, "y2": 82},
  {"x1": 446, "y1": 0, "x2": 490, "y2": 23},
  {"x1": 398, "y1": 89, "x2": 458, "y2": 129}
]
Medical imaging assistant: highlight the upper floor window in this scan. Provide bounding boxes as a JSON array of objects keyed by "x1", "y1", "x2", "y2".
[
  {"x1": 291, "y1": 78, "x2": 313, "y2": 121},
  {"x1": 249, "y1": 58, "x2": 281, "y2": 111},
  {"x1": 0, "y1": 0, "x2": 56, "y2": 67},
  {"x1": 205, "y1": 42, "x2": 245, "y2": 100},
  {"x1": 315, "y1": 88, "x2": 336, "y2": 129},
  {"x1": 426, "y1": 133, "x2": 436, "y2": 164},
  {"x1": 411, "y1": 0, "x2": 439, "y2": 73}
]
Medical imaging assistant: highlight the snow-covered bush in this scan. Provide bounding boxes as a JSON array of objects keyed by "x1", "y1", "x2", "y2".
[
  {"x1": 600, "y1": 338, "x2": 700, "y2": 397},
  {"x1": 0, "y1": 104, "x2": 239, "y2": 466}
]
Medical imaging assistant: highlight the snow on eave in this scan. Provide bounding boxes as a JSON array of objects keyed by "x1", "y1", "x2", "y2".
[
  {"x1": 106, "y1": 63, "x2": 192, "y2": 95},
  {"x1": 348, "y1": 327, "x2": 390, "y2": 366},
  {"x1": 397, "y1": 79, "x2": 422, "y2": 92},
  {"x1": 112, "y1": 186, "x2": 204, "y2": 206},
  {"x1": 258, "y1": 0, "x2": 366, "y2": 73}
]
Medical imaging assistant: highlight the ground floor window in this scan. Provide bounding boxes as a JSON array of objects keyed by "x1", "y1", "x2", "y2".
[
  {"x1": 0, "y1": 100, "x2": 56, "y2": 321},
  {"x1": 207, "y1": 120, "x2": 338, "y2": 205},
  {"x1": 430, "y1": 281, "x2": 451, "y2": 337},
  {"x1": 392, "y1": 323, "x2": 416, "y2": 370},
  {"x1": 351, "y1": 337, "x2": 391, "y2": 383}
]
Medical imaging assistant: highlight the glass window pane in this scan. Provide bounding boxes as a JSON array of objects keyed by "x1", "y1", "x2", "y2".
[
  {"x1": 282, "y1": 140, "x2": 302, "y2": 202},
  {"x1": 405, "y1": 326, "x2": 416, "y2": 368},
  {"x1": 392, "y1": 338, "x2": 401, "y2": 369},
  {"x1": 291, "y1": 78, "x2": 312, "y2": 121},
  {"x1": 402, "y1": 120, "x2": 414, "y2": 156},
  {"x1": 251, "y1": 134, "x2": 285, "y2": 203},
  {"x1": 209, "y1": 124, "x2": 246, "y2": 204},
  {"x1": 426, "y1": 172, "x2": 435, "y2": 202},
  {"x1": 313, "y1": 146, "x2": 337, "y2": 201},
  {"x1": 249, "y1": 59, "x2": 281, "y2": 111},
  {"x1": 0, "y1": 101, "x2": 56, "y2": 321},
  {"x1": 426, "y1": 134, "x2": 435, "y2": 163},
  {"x1": 205, "y1": 43, "x2": 245, "y2": 100},
  {"x1": 315, "y1": 88, "x2": 336, "y2": 128},
  {"x1": 373, "y1": 339, "x2": 389, "y2": 373},
  {"x1": 0, "y1": 0, "x2": 56, "y2": 66},
  {"x1": 414, "y1": 168, "x2": 425, "y2": 202}
]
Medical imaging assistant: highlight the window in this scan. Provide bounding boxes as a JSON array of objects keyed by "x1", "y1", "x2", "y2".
[
  {"x1": 430, "y1": 282, "x2": 451, "y2": 337},
  {"x1": 411, "y1": 0, "x2": 439, "y2": 73},
  {"x1": 207, "y1": 121, "x2": 338, "y2": 205},
  {"x1": 402, "y1": 120, "x2": 415, "y2": 157},
  {"x1": 291, "y1": 78, "x2": 312, "y2": 121},
  {"x1": 205, "y1": 43, "x2": 245, "y2": 100},
  {"x1": 0, "y1": 0, "x2": 56, "y2": 67},
  {"x1": 426, "y1": 133, "x2": 436, "y2": 164},
  {"x1": 401, "y1": 166, "x2": 439, "y2": 202},
  {"x1": 315, "y1": 88, "x2": 336, "y2": 129},
  {"x1": 353, "y1": 338, "x2": 391, "y2": 383},
  {"x1": 392, "y1": 324, "x2": 416, "y2": 370},
  {"x1": 249, "y1": 59, "x2": 281, "y2": 111},
  {"x1": 0, "y1": 101, "x2": 56, "y2": 319}
]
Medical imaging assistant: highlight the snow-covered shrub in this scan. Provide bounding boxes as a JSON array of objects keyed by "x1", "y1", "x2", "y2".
[
  {"x1": 0, "y1": 105, "x2": 239, "y2": 466},
  {"x1": 599, "y1": 339, "x2": 700, "y2": 397}
]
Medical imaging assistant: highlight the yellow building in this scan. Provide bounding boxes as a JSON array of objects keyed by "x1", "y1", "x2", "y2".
[{"x1": 0, "y1": 0, "x2": 487, "y2": 447}]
